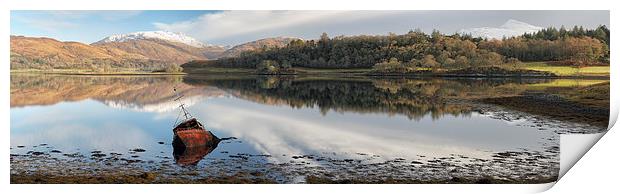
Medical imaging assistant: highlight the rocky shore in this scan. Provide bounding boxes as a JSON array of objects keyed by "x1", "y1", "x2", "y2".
[{"x1": 481, "y1": 92, "x2": 609, "y2": 130}]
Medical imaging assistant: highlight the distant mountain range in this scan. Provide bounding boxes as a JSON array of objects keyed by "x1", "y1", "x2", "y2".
[
  {"x1": 458, "y1": 20, "x2": 543, "y2": 40},
  {"x1": 11, "y1": 20, "x2": 544, "y2": 70},
  {"x1": 10, "y1": 31, "x2": 302, "y2": 70},
  {"x1": 95, "y1": 31, "x2": 212, "y2": 48},
  {"x1": 92, "y1": 32, "x2": 226, "y2": 64}
]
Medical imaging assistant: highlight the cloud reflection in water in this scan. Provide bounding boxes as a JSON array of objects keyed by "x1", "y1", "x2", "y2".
[{"x1": 191, "y1": 97, "x2": 547, "y2": 163}]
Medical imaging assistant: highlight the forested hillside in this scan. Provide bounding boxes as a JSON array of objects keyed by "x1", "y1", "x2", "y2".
[
  {"x1": 193, "y1": 25, "x2": 609, "y2": 73},
  {"x1": 480, "y1": 26, "x2": 609, "y2": 64},
  {"x1": 219, "y1": 37, "x2": 302, "y2": 58}
]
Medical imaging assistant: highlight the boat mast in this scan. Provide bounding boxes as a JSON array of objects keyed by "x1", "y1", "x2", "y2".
[{"x1": 173, "y1": 88, "x2": 192, "y2": 120}]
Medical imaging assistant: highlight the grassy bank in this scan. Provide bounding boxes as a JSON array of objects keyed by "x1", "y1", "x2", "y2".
[
  {"x1": 521, "y1": 62, "x2": 610, "y2": 77},
  {"x1": 526, "y1": 79, "x2": 609, "y2": 89}
]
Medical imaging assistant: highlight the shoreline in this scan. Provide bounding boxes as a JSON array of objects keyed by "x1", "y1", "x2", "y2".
[
  {"x1": 10, "y1": 173, "x2": 557, "y2": 184},
  {"x1": 10, "y1": 68, "x2": 609, "y2": 79},
  {"x1": 10, "y1": 71, "x2": 186, "y2": 76},
  {"x1": 480, "y1": 92, "x2": 610, "y2": 129},
  {"x1": 11, "y1": 72, "x2": 610, "y2": 79},
  {"x1": 366, "y1": 74, "x2": 610, "y2": 79},
  {"x1": 180, "y1": 61, "x2": 610, "y2": 79},
  {"x1": 182, "y1": 71, "x2": 609, "y2": 79}
]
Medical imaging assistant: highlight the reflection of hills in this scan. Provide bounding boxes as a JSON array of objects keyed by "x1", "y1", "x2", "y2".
[
  {"x1": 185, "y1": 76, "x2": 548, "y2": 120},
  {"x1": 10, "y1": 75, "x2": 226, "y2": 111},
  {"x1": 11, "y1": 74, "x2": 553, "y2": 119}
]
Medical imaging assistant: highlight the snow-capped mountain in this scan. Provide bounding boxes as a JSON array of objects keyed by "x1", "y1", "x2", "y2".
[
  {"x1": 95, "y1": 31, "x2": 210, "y2": 48},
  {"x1": 458, "y1": 20, "x2": 543, "y2": 40},
  {"x1": 92, "y1": 31, "x2": 227, "y2": 63}
]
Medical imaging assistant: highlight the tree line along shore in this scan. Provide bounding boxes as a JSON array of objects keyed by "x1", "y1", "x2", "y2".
[{"x1": 183, "y1": 25, "x2": 609, "y2": 77}]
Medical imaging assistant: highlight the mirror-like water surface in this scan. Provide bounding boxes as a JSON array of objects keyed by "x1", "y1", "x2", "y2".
[{"x1": 10, "y1": 75, "x2": 608, "y2": 183}]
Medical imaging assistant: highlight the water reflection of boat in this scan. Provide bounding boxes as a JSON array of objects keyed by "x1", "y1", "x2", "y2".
[
  {"x1": 171, "y1": 88, "x2": 220, "y2": 165},
  {"x1": 173, "y1": 134, "x2": 219, "y2": 166}
]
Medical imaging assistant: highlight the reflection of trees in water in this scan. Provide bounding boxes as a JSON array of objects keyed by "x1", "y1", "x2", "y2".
[
  {"x1": 372, "y1": 78, "x2": 547, "y2": 99},
  {"x1": 187, "y1": 76, "x2": 551, "y2": 120},
  {"x1": 12, "y1": 74, "x2": 554, "y2": 120}
]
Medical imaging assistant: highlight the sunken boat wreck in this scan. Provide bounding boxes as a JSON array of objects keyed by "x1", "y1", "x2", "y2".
[{"x1": 171, "y1": 88, "x2": 220, "y2": 165}]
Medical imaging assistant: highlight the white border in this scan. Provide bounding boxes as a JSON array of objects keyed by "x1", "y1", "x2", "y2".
[{"x1": 2, "y1": 1, "x2": 617, "y2": 194}]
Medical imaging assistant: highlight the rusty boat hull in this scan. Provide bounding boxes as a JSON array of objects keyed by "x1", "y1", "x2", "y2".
[
  {"x1": 171, "y1": 118, "x2": 220, "y2": 165},
  {"x1": 172, "y1": 118, "x2": 220, "y2": 148},
  {"x1": 173, "y1": 129, "x2": 219, "y2": 148}
]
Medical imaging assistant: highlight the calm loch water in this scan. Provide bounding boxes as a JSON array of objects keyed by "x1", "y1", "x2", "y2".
[{"x1": 10, "y1": 74, "x2": 608, "y2": 183}]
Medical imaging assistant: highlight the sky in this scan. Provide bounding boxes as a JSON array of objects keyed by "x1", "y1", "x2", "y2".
[{"x1": 11, "y1": 10, "x2": 609, "y2": 46}]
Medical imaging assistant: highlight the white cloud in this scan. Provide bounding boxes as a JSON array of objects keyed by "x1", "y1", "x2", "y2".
[
  {"x1": 152, "y1": 10, "x2": 610, "y2": 46},
  {"x1": 153, "y1": 10, "x2": 402, "y2": 45}
]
